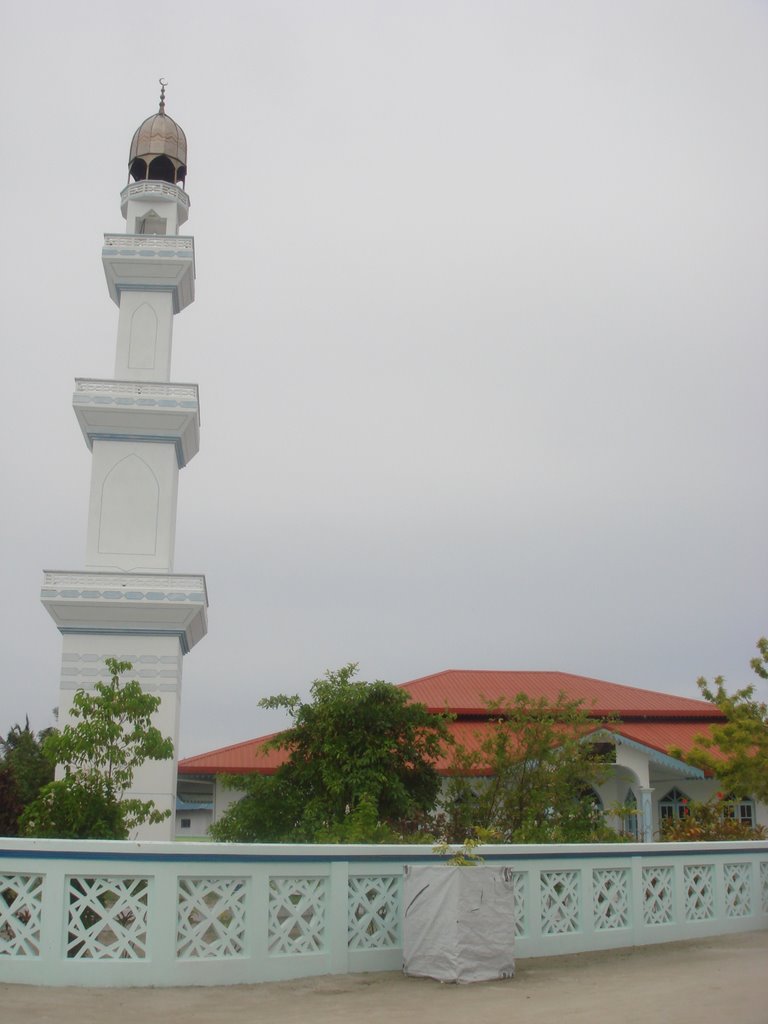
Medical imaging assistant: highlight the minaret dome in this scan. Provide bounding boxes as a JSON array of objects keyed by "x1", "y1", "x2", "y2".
[{"x1": 128, "y1": 80, "x2": 188, "y2": 186}]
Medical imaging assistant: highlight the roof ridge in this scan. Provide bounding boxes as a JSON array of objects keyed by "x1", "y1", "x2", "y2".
[{"x1": 402, "y1": 668, "x2": 716, "y2": 699}]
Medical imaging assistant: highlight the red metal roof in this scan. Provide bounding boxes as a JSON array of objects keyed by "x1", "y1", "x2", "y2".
[
  {"x1": 401, "y1": 670, "x2": 722, "y2": 719},
  {"x1": 178, "y1": 669, "x2": 724, "y2": 777},
  {"x1": 179, "y1": 732, "x2": 286, "y2": 775}
]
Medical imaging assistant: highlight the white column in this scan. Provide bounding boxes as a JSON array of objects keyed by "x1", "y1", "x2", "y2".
[{"x1": 639, "y1": 787, "x2": 654, "y2": 843}]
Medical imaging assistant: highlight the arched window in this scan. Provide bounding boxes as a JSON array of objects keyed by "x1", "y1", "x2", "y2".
[
  {"x1": 130, "y1": 157, "x2": 148, "y2": 181},
  {"x1": 659, "y1": 787, "x2": 690, "y2": 820},
  {"x1": 621, "y1": 788, "x2": 638, "y2": 838},
  {"x1": 148, "y1": 154, "x2": 176, "y2": 184},
  {"x1": 582, "y1": 786, "x2": 603, "y2": 811}
]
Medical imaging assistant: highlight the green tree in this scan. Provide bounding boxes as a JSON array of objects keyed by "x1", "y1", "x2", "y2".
[
  {"x1": 671, "y1": 637, "x2": 768, "y2": 803},
  {"x1": 210, "y1": 664, "x2": 450, "y2": 842},
  {"x1": 438, "y1": 692, "x2": 617, "y2": 843},
  {"x1": 0, "y1": 765, "x2": 23, "y2": 837},
  {"x1": 20, "y1": 658, "x2": 173, "y2": 839},
  {"x1": 0, "y1": 719, "x2": 55, "y2": 836}
]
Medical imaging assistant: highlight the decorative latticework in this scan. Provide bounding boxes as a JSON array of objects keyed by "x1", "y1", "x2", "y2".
[
  {"x1": 760, "y1": 862, "x2": 768, "y2": 914},
  {"x1": 592, "y1": 868, "x2": 630, "y2": 930},
  {"x1": 0, "y1": 874, "x2": 43, "y2": 957},
  {"x1": 683, "y1": 865, "x2": 714, "y2": 921},
  {"x1": 347, "y1": 875, "x2": 400, "y2": 949},
  {"x1": 268, "y1": 876, "x2": 327, "y2": 955},
  {"x1": 66, "y1": 876, "x2": 149, "y2": 959},
  {"x1": 511, "y1": 871, "x2": 526, "y2": 937},
  {"x1": 176, "y1": 877, "x2": 247, "y2": 959},
  {"x1": 642, "y1": 866, "x2": 674, "y2": 925},
  {"x1": 540, "y1": 870, "x2": 580, "y2": 934},
  {"x1": 723, "y1": 863, "x2": 752, "y2": 918},
  {"x1": 348, "y1": 876, "x2": 399, "y2": 946}
]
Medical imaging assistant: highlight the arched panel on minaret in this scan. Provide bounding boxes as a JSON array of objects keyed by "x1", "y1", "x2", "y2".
[
  {"x1": 135, "y1": 208, "x2": 167, "y2": 235},
  {"x1": 98, "y1": 453, "x2": 159, "y2": 555},
  {"x1": 128, "y1": 302, "x2": 158, "y2": 369}
]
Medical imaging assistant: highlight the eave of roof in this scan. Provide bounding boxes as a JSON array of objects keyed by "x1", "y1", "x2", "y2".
[
  {"x1": 590, "y1": 729, "x2": 706, "y2": 779},
  {"x1": 179, "y1": 718, "x2": 721, "y2": 778},
  {"x1": 178, "y1": 731, "x2": 286, "y2": 776}
]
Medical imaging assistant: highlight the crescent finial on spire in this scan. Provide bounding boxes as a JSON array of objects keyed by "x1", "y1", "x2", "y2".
[{"x1": 159, "y1": 78, "x2": 168, "y2": 114}]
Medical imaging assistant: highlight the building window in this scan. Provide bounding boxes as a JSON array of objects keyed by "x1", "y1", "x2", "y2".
[
  {"x1": 659, "y1": 787, "x2": 690, "y2": 819},
  {"x1": 180, "y1": 817, "x2": 191, "y2": 830},
  {"x1": 722, "y1": 796, "x2": 755, "y2": 826},
  {"x1": 621, "y1": 788, "x2": 638, "y2": 838}
]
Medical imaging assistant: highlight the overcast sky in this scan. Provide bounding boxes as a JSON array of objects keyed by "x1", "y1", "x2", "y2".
[{"x1": 1, "y1": 1, "x2": 766, "y2": 758}]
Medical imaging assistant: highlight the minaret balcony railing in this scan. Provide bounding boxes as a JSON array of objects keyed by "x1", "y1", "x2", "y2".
[
  {"x1": 74, "y1": 378, "x2": 199, "y2": 404},
  {"x1": 103, "y1": 233, "x2": 194, "y2": 253},
  {"x1": 121, "y1": 179, "x2": 191, "y2": 217},
  {"x1": 102, "y1": 234, "x2": 195, "y2": 313},
  {"x1": 42, "y1": 570, "x2": 207, "y2": 596},
  {"x1": 41, "y1": 571, "x2": 208, "y2": 655}
]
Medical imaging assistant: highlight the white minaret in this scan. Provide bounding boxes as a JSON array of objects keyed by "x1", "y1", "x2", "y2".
[{"x1": 41, "y1": 83, "x2": 207, "y2": 839}]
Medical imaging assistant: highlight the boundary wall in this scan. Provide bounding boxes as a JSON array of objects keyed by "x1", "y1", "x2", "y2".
[{"x1": 1, "y1": 838, "x2": 766, "y2": 987}]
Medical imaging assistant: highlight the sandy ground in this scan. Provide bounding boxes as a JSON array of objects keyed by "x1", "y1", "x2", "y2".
[{"x1": 2, "y1": 932, "x2": 766, "y2": 1024}]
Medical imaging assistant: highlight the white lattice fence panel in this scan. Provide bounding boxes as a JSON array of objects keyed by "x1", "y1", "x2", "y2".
[
  {"x1": 683, "y1": 865, "x2": 714, "y2": 922},
  {"x1": 642, "y1": 866, "x2": 674, "y2": 926},
  {"x1": 592, "y1": 868, "x2": 630, "y2": 930},
  {"x1": 347, "y1": 875, "x2": 400, "y2": 950},
  {"x1": 0, "y1": 874, "x2": 43, "y2": 957},
  {"x1": 66, "y1": 876, "x2": 149, "y2": 959},
  {"x1": 268, "y1": 876, "x2": 327, "y2": 955},
  {"x1": 176, "y1": 877, "x2": 247, "y2": 959},
  {"x1": 512, "y1": 871, "x2": 526, "y2": 937},
  {"x1": 723, "y1": 863, "x2": 752, "y2": 918},
  {"x1": 761, "y1": 862, "x2": 768, "y2": 914},
  {"x1": 540, "y1": 870, "x2": 580, "y2": 935}
]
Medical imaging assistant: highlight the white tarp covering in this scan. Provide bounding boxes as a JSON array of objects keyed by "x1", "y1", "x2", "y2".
[{"x1": 402, "y1": 864, "x2": 515, "y2": 983}]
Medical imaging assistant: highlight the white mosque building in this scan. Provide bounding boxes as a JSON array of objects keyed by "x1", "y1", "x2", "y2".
[{"x1": 41, "y1": 85, "x2": 207, "y2": 840}]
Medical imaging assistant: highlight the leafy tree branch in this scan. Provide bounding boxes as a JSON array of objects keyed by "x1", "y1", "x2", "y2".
[
  {"x1": 20, "y1": 658, "x2": 173, "y2": 839},
  {"x1": 670, "y1": 637, "x2": 768, "y2": 803}
]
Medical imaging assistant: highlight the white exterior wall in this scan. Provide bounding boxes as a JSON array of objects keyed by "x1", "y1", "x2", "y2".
[
  {"x1": 175, "y1": 808, "x2": 212, "y2": 838},
  {"x1": 213, "y1": 780, "x2": 248, "y2": 823},
  {"x1": 84, "y1": 439, "x2": 179, "y2": 573},
  {"x1": 614, "y1": 743, "x2": 651, "y2": 787}
]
